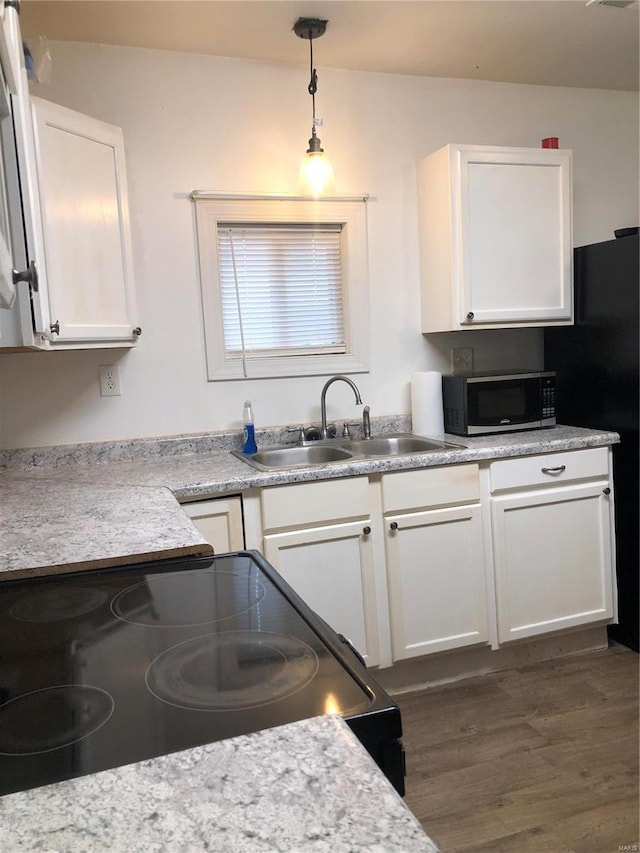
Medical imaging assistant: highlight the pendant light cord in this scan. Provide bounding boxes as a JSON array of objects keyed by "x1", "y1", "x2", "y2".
[{"x1": 308, "y1": 33, "x2": 317, "y2": 126}]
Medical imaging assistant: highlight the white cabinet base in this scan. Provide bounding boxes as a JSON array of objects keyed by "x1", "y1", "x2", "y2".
[{"x1": 376, "y1": 625, "x2": 609, "y2": 695}]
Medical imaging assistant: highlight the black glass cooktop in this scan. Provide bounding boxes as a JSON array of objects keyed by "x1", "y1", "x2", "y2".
[{"x1": 0, "y1": 551, "x2": 400, "y2": 796}]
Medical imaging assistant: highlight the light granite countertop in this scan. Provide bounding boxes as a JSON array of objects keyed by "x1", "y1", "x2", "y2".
[
  {"x1": 0, "y1": 424, "x2": 619, "y2": 580},
  {"x1": 0, "y1": 715, "x2": 439, "y2": 853},
  {"x1": 0, "y1": 479, "x2": 213, "y2": 580}
]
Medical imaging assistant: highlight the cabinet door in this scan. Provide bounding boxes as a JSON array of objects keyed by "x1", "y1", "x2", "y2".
[
  {"x1": 0, "y1": 37, "x2": 15, "y2": 276},
  {"x1": 384, "y1": 504, "x2": 489, "y2": 660},
  {"x1": 29, "y1": 97, "x2": 138, "y2": 345},
  {"x1": 263, "y1": 521, "x2": 379, "y2": 666},
  {"x1": 0, "y1": 2, "x2": 25, "y2": 344},
  {"x1": 0, "y1": 2, "x2": 20, "y2": 95},
  {"x1": 5, "y1": 15, "x2": 50, "y2": 348},
  {"x1": 183, "y1": 497, "x2": 244, "y2": 553},
  {"x1": 458, "y1": 146, "x2": 572, "y2": 326},
  {"x1": 491, "y1": 482, "x2": 613, "y2": 643}
]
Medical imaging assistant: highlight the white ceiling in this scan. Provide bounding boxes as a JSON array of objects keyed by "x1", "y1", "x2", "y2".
[{"x1": 21, "y1": 1, "x2": 640, "y2": 92}]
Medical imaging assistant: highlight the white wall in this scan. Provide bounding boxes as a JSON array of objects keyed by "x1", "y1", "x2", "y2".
[{"x1": 0, "y1": 42, "x2": 637, "y2": 449}]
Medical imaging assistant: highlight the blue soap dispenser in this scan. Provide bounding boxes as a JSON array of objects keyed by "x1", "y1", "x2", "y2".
[{"x1": 242, "y1": 400, "x2": 258, "y2": 454}]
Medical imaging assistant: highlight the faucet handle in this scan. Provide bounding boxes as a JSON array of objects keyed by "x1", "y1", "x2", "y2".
[
  {"x1": 362, "y1": 405, "x2": 372, "y2": 440},
  {"x1": 342, "y1": 422, "x2": 360, "y2": 438},
  {"x1": 285, "y1": 426, "x2": 305, "y2": 444},
  {"x1": 303, "y1": 425, "x2": 322, "y2": 441}
]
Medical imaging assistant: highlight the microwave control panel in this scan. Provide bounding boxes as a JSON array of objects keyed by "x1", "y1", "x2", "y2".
[{"x1": 542, "y1": 378, "x2": 556, "y2": 420}]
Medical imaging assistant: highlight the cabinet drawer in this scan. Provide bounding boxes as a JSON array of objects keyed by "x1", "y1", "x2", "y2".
[
  {"x1": 261, "y1": 476, "x2": 370, "y2": 532},
  {"x1": 382, "y1": 464, "x2": 480, "y2": 513},
  {"x1": 490, "y1": 447, "x2": 609, "y2": 493}
]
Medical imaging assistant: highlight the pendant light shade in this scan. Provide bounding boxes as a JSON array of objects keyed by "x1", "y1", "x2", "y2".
[
  {"x1": 299, "y1": 128, "x2": 335, "y2": 196},
  {"x1": 294, "y1": 17, "x2": 334, "y2": 196}
]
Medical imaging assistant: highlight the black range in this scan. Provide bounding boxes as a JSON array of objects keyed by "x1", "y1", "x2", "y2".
[{"x1": 0, "y1": 550, "x2": 404, "y2": 797}]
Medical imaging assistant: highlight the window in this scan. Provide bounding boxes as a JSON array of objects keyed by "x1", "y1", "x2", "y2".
[
  {"x1": 218, "y1": 224, "x2": 345, "y2": 359},
  {"x1": 194, "y1": 196, "x2": 370, "y2": 380}
]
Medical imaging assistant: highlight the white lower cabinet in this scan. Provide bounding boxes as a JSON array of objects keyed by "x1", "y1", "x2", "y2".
[
  {"x1": 490, "y1": 449, "x2": 614, "y2": 644},
  {"x1": 384, "y1": 503, "x2": 488, "y2": 659},
  {"x1": 182, "y1": 496, "x2": 244, "y2": 553},
  {"x1": 252, "y1": 448, "x2": 616, "y2": 671},
  {"x1": 260, "y1": 477, "x2": 380, "y2": 665},
  {"x1": 263, "y1": 521, "x2": 378, "y2": 665},
  {"x1": 381, "y1": 464, "x2": 489, "y2": 660}
]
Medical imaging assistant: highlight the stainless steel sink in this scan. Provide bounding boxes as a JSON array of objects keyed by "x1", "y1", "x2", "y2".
[
  {"x1": 339, "y1": 434, "x2": 452, "y2": 456},
  {"x1": 233, "y1": 432, "x2": 462, "y2": 471},
  {"x1": 232, "y1": 444, "x2": 354, "y2": 471}
]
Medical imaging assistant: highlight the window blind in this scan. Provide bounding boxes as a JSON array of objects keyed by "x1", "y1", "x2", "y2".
[{"x1": 217, "y1": 224, "x2": 346, "y2": 360}]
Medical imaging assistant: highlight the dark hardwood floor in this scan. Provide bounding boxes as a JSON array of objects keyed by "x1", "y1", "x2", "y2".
[{"x1": 395, "y1": 642, "x2": 639, "y2": 852}]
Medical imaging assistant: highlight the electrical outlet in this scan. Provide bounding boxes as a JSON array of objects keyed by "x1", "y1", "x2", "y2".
[
  {"x1": 99, "y1": 365, "x2": 121, "y2": 397},
  {"x1": 451, "y1": 347, "x2": 474, "y2": 374}
]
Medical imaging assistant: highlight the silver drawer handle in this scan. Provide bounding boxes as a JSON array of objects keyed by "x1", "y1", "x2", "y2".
[{"x1": 541, "y1": 465, "x2": 566, "y2": 475}]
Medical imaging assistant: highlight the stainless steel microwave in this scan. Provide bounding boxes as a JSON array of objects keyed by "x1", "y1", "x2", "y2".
[{"x1": 442, "y1": 371, "x2": 556, "y2": 436}]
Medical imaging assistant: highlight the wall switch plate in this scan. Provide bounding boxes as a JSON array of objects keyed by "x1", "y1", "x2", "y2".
[
  {"x1": 451, "y1": 347, "x2": 474, "y2": 374},
  {"x1": 99, "y1": 365, "x2": 122, "y2": 397}
]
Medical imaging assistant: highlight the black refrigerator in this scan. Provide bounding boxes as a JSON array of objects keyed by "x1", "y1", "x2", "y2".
[{"x1": 545, "y1": 231, "x2": 639, "y2": 652}]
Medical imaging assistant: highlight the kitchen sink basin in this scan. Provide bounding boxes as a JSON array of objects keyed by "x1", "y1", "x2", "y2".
[
  {"x1": 339, "y1": 435, "x2": 451, "y2": 456},
  {"x1": 232, "y1": 444, "x2": 354, "y2": 470},
  {"x1": 233, "y1": 433, "x2": 462, "y2": 471}
]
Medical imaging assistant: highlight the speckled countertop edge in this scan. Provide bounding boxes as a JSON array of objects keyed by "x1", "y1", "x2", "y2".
[
  {"x1": 0, "y1": 425, "x2": 620, "y2": 498},
  {"x1": 0, "y1": 715, "x2": 439, "y2": 852},
  {"x1": 0, "y1": 424, "x2": 619, "y2": 578},
  {"x1": 0, "y1": 480, "x2": 213, "y2": 579}
]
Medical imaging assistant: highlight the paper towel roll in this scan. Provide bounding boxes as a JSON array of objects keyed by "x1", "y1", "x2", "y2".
[{"x1": 411, "y1": 372, "x2": 444, "y2": 437}]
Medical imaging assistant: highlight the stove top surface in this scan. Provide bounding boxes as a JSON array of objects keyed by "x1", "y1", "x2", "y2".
[{"x1": 0, "y1": 552, "x2": 380, "y2": 796}]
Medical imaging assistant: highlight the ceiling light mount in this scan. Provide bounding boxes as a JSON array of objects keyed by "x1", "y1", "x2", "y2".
[{"x1": 293, "y1": 18, "x2": 328, "y2": 41}]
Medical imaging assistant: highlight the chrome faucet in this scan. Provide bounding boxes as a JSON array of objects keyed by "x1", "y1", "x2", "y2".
[{"x1": 320, "y1": 375, "x2": 363, "y2": 439}]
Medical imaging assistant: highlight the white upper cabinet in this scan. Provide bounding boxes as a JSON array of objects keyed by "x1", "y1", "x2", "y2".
[
  {"x1": 27, "y1": 98, "x2": 138, "y2": 347},
  {"x1": 0, "y1": 2, "x2": 139, "y2": 350},
  {"x1": 417, "y1": 143, "x2": 573, "y2": 332}
]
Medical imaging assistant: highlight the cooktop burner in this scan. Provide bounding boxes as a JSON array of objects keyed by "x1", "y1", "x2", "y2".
[
  {"x1": 0, "y1": 552, "x2": 402, "y2": 797},
  {"x1": 146, "y1": 631, "x2": 319, "y2": 711},
  {"x1": 10, "y1": 587, "x2": 109, "y2": 623},
  {"x1": 111, "y1": 569, "x2": 266, "y2": 627},
  {"x1": 0, "y1": 685, "x2": 114, "y2": 755}
]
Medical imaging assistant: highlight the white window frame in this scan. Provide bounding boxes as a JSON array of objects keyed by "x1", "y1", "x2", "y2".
[{"x1": 194, "y1": 196, "x2": 370, "y2": 381}]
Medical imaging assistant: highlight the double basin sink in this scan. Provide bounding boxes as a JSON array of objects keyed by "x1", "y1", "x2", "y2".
[{"x1": 233, "y1": 433, "x2": 462, "y2": 472}]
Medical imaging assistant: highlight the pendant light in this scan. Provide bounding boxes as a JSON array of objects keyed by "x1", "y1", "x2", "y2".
[{"x1": 294, "y1": 17, "x2": 335, "y2": 197}]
